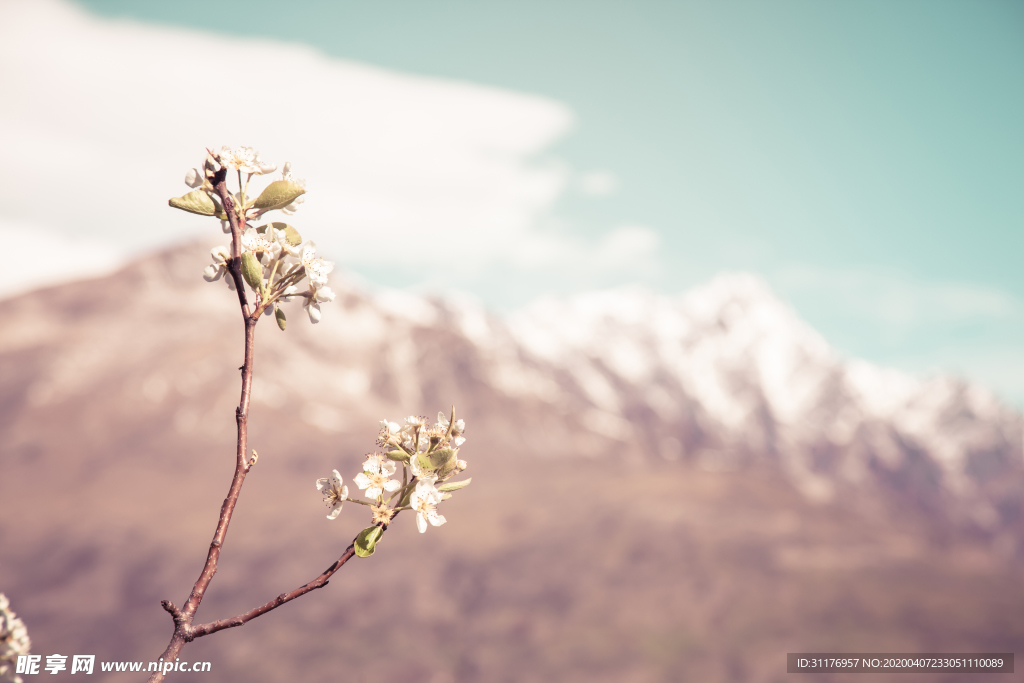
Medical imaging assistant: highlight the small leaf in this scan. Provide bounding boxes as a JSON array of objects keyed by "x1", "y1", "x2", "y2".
[
  {"x1": 275, "y1": 306, "x2": 287, "y2": 331},
  {"x1": 437, "y1": 457, "x2": 459, "y2": 481},
  {"x1": 415, "y1": 452, "x2": 434, "y2": 472},
  {"x1": 252, "y1": 180, "x2": 306, "y2": 211},
  {"x1": 240, "y1": 252, "x2": 263, "y2": 291},
  {"x1": 426, "y1": 448, "x2": 456, "y2": 470},
  {"x1": 354, "y1": 526, "x2": 383, "y2": 558},
  {"x1": 269, "y1": 222, "x2": 303, "y2": 246},
  {"x1": 168, "y1": 189, "x2": 217, "y2": 216},
  {"x1": 385, "y1": 449, "x2": 410, "y2": 462},
  {"x1": 437, "y1": 478, "x2": 471, "y2": 493},
  {"x1": 256, "y1": 222, "x2": 302, "y2": 246}
]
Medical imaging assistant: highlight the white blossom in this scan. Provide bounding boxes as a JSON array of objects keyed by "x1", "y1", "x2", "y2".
[
  {"x1": 272, "y1": 227, "x2": 303, "y2": 258},
  {"x1": 279, "y1": 285, "x2": 299, "y2": 303},
  {"x1": 410, "y1": 480, "x2": 446, "y2": 534},
  {"x1": 300, "y1": 242, "x2": 333, "y2": 287},
  {"x1": 279, "y1": 162, "x2": 307, "y2": 214},
  {"x1": 219, "y1": 146, "x2": 262, "y2": 174},
  {"x1": 281, "y1": 162, "x2": 306, "y2": 187},
  {"x1": 376, "y1": 420, "x2": 401, "y2": 448},
  {"x1": 315, "y1": 469, "x2": 349, "y2": 520},
  {"x1": 437, "y1": 412, "x2": 466, "y2": 448},
  {"x1": 184, "y1": 168, "x2": 203, "y2": 188},
  {"x1": 202, "y1": 246, "x2": 235, "y2": 290},
  {"x1": 409, "y1": 453, "x2": 435, "y2": 483},
  {"x1": 353, "y1": 453, "x2": 401, "y2": 499},
  {"x1": 371, "y1": 504, "x2": 395, "y2": 527},
  {"x1": 241, "y1": 227, "x2": 282, "y2": 261},
  {"x1": 303, "y1": 284, "x2": 335, "y2": 324},
  {"x1": 0, "y1": 593, "x2": 31, "y2": 683}
]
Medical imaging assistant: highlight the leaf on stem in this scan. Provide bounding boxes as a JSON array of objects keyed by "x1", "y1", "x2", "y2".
[
  {"x1": 354, "y1": 526, "x2": 383, "y2": 558},
  {"x1": 240, "y1": 252, "x2": 264, "y2": 291},
  {"x1": 417, "y1": 448, "x2": 455, "y2": 471},
  {"x1": 168, "y1": 189, "x2": 217, "y2": 216},
  {"x1": 270, "y1": 222, "x2": 303, "y2": 246},
  {"x1": 436, "y1": 478, "x2": 471, "y2": 493},
  {"x1": 275, "y1": 306, "x2": 287, "y2": 331},
  {"x1": 252, "y1": 180, "x2": 306, "y2": 211},
  {"x1": 385, "y1": 449, "x2": 410, "y2": 462}
]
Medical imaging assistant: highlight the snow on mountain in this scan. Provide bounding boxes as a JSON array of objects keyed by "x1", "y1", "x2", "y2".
[
  {"x1": 2, "y1": 244, "x2": 1020, "y2": 544},
  {"x1": 504, "y1": 273, "x2": 1023, "y2": 531}
]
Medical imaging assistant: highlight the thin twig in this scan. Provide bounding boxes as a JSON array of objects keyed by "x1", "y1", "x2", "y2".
[
  {"x1": 190, "y1": 543, "x2": 358, "y2": 638},
  {"x1": 146, "y1": 160, "x2": 258, "y2": 682}
]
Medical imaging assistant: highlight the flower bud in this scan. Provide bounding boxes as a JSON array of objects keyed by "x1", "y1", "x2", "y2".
[
  {"x1": 221, "y1": 220, "x2": 231, "y2": 233},
  {"x1": 240, "y1": 252, "x2": 264, "y2": 291},
  {"x1": 185, "y1": 168, "x2": 203, "y2": 188},
  {"x1": 259, "y1": 161, "x2": 277, "y2": 174},
  {"x1": 456, "y1": 460, "x2": 468, "y2": 471}
]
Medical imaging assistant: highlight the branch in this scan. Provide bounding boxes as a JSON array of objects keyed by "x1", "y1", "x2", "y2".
[
  {"x1": 191, "y1": 543, "x2": 359, "y2": 638},
  {"x1": 208, "y1": 161, "x2": 251, "y2": 318},
  {"x1": 147, "y1": 158, "x2": 260, "y2": 682}
]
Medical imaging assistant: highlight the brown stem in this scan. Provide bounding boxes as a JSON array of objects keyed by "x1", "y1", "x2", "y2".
[
  {"x1": 146, "y1": 159, "x2": 257, "y2": 682},
  {"x1": 190, "y1": 519, "x2": 395, "y2": 638},
  {"x1": 191, "y1": 544, "x2": 358, "y2": 638}
]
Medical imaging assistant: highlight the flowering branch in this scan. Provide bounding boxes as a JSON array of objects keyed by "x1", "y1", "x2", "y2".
[{"x1": 149, "y1": 146, "x2": 474, "y2": 682}]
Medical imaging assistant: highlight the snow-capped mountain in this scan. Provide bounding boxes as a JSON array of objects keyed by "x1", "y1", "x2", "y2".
[
  {"x1": 2, "y1": 243, "x2": 1020, "y2": 536},
  {"x1": 504, "y1": 274, "x2": 1023, "y2": 531}
]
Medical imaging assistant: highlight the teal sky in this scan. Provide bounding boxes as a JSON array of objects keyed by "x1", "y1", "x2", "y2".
[{"x1": 77, "y1": 0, "x2": 1024, "y2": 402}]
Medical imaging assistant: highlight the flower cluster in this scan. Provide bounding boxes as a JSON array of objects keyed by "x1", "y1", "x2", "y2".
[
  {"x1": 172, "y1": 146, "x2": 334, "y2": 326},
  {"x1": 0, "y1": 594, "x2": 30, "y2": 683},
  {"x1": 317, "y1": 410, "x2": 471, "y2": 555}
]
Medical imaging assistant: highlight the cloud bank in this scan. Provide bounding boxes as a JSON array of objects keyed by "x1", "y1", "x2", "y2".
[{"x1": 0, "y1": 0, "x2": 658, "y2": 298}]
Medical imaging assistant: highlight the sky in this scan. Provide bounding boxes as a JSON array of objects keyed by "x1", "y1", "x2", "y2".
[{"x1": 1, "y1": 0, "x2": 1022, "y2": 403}]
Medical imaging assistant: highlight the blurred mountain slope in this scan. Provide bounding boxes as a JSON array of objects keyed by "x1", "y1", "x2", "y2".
[{"x1": 0, "y1": 242, "x2": 1021, "y2": 683}]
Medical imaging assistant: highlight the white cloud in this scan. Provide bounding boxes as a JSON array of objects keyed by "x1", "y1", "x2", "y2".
[
  {"x1": 508, "y1": 224, "x2": 660, "y2": 274},
  {"x1": 0, "y1": 0, "x2": 659, "y2": 293},
  {"x1": 0, "y1": 218, "x2": 122, "y2": 297},
  {"x1": 576, "y1": 170, "x2": 618, "y2": 196},
  {"x1": 775, "y1": 266, "x2": 1021, "y2": 329},
  {"x1": 773, "y1": 265, "x2": 1024, "y2": 405}
]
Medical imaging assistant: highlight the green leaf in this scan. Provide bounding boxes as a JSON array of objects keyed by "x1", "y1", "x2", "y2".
[
  {"x1": 240, "y1": 252, "x2": 263, "y2": 291},
  {"x1": 270, "y1": 222, "x2": 303, "y2": 246},
  {"x1": 252, "y1": 180, "x2": 305, "y2": 211},
  {"x1": 256, "y1": 222, "x2": 302, "y2": 246},
  {"x1": 275, "y1": 306, "x2": 287, "y2": 331},
  {"x1": 426, "y1": 448, "x2": 456, "y2": 470},
  {"x1": 437, "y1": 457, "x2": 459, "y2": 481},
  {"x1": 354, "y1": 526, "x2": 383, "y2": 558},
  {"x1": 436, "y1": 478, "x2": 471, "y2": 493},
  {"x1": 385, "y1": 449, "x2": 410, "y2": 462},
  {"x1": 168, "y1": 189, "x2": 217, "y2": 216}
]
